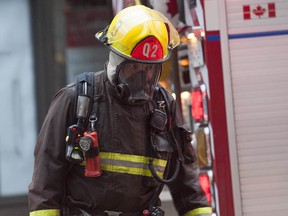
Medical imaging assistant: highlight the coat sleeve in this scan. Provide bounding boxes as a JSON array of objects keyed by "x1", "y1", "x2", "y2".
[
  {"x1": 28, "y1": 86, "x2": 75, "y2": 216},
  {"x1": 167, "y1": 99, "x2": 212, "y2": 216}
]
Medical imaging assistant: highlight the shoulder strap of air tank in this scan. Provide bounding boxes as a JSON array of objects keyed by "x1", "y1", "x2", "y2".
[
  {"x1": 75, "y1": 72, "x2": 95, "y2": 129},
  {"x1": 145, "y1": 85, "x2": 176, "y2": 214},
  {"x1": 92, "y1": 70, "x2": 105, "y2": 102},
  {"x1": 154, "y1": 84, "x2": 174, "y2": 129},
  {"x1": 76, "y1": 71, "x2": 105, "y2": 129},
  {"x1": 158, "y1": 86, "x2": 172, "y2": 114}
]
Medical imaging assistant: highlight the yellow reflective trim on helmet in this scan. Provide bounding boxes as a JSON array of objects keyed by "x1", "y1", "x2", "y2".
[
  {"x1": 30, "y1": 209, "x2": 60, "y2": 216},
  {"x1": 183, "y1": 207, "x2": 213, "y2": 216}
]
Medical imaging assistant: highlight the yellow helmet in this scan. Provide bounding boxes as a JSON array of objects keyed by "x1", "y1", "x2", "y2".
[{"x1": 95, "y1": 5, "x2": 180, "y2": 63}]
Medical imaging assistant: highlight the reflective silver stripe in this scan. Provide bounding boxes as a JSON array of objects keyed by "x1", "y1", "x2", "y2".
[
  {"x1": 81, "y1": 152, "x2": 167, "y2": 177},
  {"x1": 101, "y1": 152, "x2": 167, "y2": 177}
]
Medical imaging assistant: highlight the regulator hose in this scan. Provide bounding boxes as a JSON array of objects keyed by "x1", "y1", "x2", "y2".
[{"x1": 148, "y1": 158, "x2": 181, "y2": 185}]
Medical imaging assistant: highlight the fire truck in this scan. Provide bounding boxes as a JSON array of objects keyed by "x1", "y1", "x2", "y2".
[{"x1": 175, "y1": 0, "x2": 288, "y2": 216}]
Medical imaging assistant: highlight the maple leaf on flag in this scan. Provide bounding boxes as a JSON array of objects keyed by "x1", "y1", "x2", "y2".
[
  {"x1": 253, "y1": 5, "x2": 266, "y2": 18},
  {"x1": 166, "y1": 0, "x2": 178, "y2": 18}
]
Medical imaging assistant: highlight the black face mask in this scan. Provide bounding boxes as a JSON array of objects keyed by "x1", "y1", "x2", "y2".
[{"x1": 115, "y1": 61, "x2": 162, "y2": 104}]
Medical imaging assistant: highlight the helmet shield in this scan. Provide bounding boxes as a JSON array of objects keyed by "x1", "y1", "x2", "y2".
[{"x1": 116, "y1": 61, "x2": 162, "y2": 103}]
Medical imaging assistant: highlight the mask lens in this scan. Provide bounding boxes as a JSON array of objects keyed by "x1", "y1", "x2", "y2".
[{"x1": 116, "y1": 61, "x2": 161, "y2": 102}]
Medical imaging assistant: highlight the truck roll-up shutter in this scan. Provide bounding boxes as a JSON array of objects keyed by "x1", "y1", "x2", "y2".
[
  {"x1": 225, "y1": 30, "x2": 288, "y2": 216},
  {"x1": 222, "y1": 0, "x2": 288, "y2": 215},
  {"x1": 230, "y1": 34, "x2": 288, "y2": 216}
]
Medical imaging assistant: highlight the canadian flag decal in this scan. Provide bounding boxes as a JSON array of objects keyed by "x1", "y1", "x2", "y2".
[{"x1": 243, "y1": 3, "x2": 276, "y2": 20}]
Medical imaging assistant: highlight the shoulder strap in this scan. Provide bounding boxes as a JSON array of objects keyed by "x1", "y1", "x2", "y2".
[
  {"x1": 75, "y1": 72, "x2": 95, "y2": 129},
  {"x1": 153, "y1": 85, "x2": 174, "y2": 130},
  {"x1": 75, "y1": 71, "x2": 105, "y2": 130}
]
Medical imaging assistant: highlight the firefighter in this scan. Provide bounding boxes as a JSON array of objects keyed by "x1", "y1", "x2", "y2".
[{"x1": 28, "y1": 5, "x2": 212, "y2": 216}]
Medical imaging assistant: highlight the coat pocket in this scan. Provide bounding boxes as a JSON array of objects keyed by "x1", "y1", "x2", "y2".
[{"x1": 152, "y1": 131, "x2": 174, "y2": 153}]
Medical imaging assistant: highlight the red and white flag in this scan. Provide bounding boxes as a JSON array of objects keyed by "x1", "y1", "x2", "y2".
[
  {"x1": 243, "y1": 3, "x2": 276, "y2": 20},
  {"x1": 149, "y1": 0, "x2": 181, "y2": 27}
]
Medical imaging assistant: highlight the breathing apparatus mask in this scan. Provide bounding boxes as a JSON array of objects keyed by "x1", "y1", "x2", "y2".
[
  {"x1": 97, "y1": 5, "x2": 181, "y2": 104},
  {"x1": 115, "y1": 60, "x2": 162, "y2": 104}
]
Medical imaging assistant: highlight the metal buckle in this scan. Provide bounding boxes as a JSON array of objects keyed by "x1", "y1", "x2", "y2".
[
  {"x1": 104, "y1": 210, "x2": 123, "y2": 216},
  {"x1": 157, "y1": 100, "x2": 165, "y2": 111}
]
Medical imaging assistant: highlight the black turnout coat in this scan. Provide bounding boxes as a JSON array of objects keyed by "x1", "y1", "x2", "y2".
[{"x1": 28, "y1": 69, "x2": 211, "y2": 216}]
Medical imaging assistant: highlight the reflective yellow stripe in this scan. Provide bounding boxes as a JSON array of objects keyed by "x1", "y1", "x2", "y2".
[
  {"x1": 81, "y1": 152, "x2": 167, "y2": 177},
  {"x1": 184, "y1": 207, "x2": 213, "y2": 216},
  {"x1": 30, "y1": 209, "x2": 60, "y2": 216}
]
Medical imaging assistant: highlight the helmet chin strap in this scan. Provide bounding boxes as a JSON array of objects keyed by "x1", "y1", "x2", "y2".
[{"x1": 107, "y1": 51, "x2": 126, "y2": 85}]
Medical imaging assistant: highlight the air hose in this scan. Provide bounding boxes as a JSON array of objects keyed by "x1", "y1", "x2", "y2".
[{"x1": 148, "y1": 157, "x2": 181, "y2": 185}]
